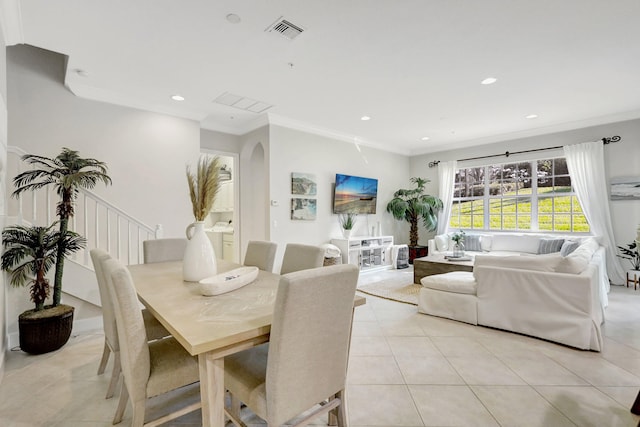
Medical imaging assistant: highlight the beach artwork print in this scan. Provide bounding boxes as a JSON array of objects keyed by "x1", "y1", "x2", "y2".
[
  {"x1": 611, "y1": 176, "x2": 640, "y2": 200},
  {"x1": 291, "y1": 173, "x2": 317, "y2": 196},
  {"x1": 291, "y1": 198, "x2": 317, "y2": 220}
]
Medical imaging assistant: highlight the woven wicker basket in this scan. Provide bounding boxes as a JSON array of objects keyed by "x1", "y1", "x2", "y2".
[
  {"x1": 18, "y1": 305, "x2": 74, "y2": 354},
  {"x1": 323, "y1": 256, "x2": 341, "y2": 267}
]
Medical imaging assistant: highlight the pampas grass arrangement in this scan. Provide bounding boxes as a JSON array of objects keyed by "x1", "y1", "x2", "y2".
[{"x1": 186, "y1": 155, "x2": 222, "y2": 222}]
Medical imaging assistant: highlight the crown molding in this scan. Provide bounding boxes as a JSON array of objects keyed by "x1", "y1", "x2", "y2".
[{"x1": 0, "y1": 0, "x2": 24, "y2": 45}]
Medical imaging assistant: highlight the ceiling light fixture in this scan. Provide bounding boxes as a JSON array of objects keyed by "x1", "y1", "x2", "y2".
[
  {"x1": 74, "y1": 69, "x2": 89, "y2": 77},
  {"x1": 171, "y1": 95, "x2": 185, "y2": 101},
  {"x1": 525, "y1": 114, "x2": 538, "y2": 119},
  {"x1": 226, "y1": 13, "x2": 241, "y2": 24},
  {"x1": 360, "y1": 116, "x2": 371, "y2": 121},
  {"x1": 421, "y1": 136, "x2": 430, "y2": 141},
  {"x1": 481, "y1": 77, "x2": 497, "y2": 85}
]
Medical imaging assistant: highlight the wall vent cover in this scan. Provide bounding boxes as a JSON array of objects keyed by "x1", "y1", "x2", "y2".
[{"x1": 265, "y1": 17, "x2": 304, "y2": 40}]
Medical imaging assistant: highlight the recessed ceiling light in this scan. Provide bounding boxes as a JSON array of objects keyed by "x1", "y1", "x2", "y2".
[
  {"x1": 481, "y1": 77, "x2": 497, "y2": 85},
  {"x1": 74, "y1": 69, "x2": 89, "y2": 77},
  {"x1": 525, "y1": 114, "x2": 538, "y2": 119},
  {"x1": 421, "y1": 136, "x2": 430, "y2": 141},
  {"x1": 360, "y1": 116, "x2": 371, "y2": 121},
  {"x1": 171, "y1": 95, "x2": 185, "y2": 101},
  {"x1": 226, "y1": 13, "x2": 241, "y2": 24}
]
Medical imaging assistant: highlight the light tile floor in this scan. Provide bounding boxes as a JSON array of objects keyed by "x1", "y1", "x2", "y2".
[{"x1": 2, "y1": 267, "x2": 640, "y2": 426}]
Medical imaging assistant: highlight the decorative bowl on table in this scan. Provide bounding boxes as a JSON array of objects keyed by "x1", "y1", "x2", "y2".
[{"x1": 199, "y1": 266, "x2": 259, "y2": 296}]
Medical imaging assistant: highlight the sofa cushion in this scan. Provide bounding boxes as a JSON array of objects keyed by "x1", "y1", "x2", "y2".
[
  {"x1": 480, "y1": 234, "x2": 492, "y2": 251},
  {"x1": 464, "y1": 234, "x2": 483, "y2": 252},
  {"x1": 421, "y1": 271, "x2": 477, "y2": 295},
  {"x1": 560, "y1": 240, "x2": 580, "y2": 256},
  {"x1": 555, "y1": 237, "x2": 598, "y2": 274},
  {"x1": 490, "y1": 234, "x2": 540, "y2": 254},
  {"x1": 473, "y1": 253, "x2": 562, "y2": 279},
  {"x1": 538, "y1": 238, "x2": 565, "y2": 254}
]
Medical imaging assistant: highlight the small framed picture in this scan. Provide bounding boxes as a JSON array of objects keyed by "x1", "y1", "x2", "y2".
[
  {"x1": 291, "y1": 198, "x2": 317, "y2": 220},
  {"x1": 291, "y1": 172, "x2": 317, "y2": 196}
]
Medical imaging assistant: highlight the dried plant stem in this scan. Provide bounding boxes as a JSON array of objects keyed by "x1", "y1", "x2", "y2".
[{"x1": 186, "y1": 156, "x2": 222, "y2": 222}]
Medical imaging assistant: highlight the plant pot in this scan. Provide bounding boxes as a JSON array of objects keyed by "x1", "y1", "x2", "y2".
[
  {"x1": 408, "y1": 245, "x2": 429, "y2": 264},
  {"x1": 18, "y1": 304, "x2": 74, "y2": 354},
  {"x1": 342, "y1": 229, "x2": 352, "y2": 239}
]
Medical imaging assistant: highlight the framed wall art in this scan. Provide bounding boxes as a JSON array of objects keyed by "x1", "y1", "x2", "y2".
[
  {"x1": 291, "y1": 172, "x2": 317, "y2": 196},
  {"x1": 291, "y1": 198, "x2": 317, "y2": 220}
]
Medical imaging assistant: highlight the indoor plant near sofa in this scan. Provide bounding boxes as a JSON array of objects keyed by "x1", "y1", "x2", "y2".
[
  {"x1": 386, "y1": 177, "x2": 443, "y2": 263},
  {"x1": 338, "y1": 212, "x2": 357, "y2": 238},
  {"x1": 6, "y1": 148, "x2": 111, "y2": 353}
]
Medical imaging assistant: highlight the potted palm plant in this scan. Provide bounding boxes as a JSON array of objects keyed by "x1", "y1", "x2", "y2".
[
  {"x1": 1, "y1": 223, "x2": 85, "y2": 354},
  {"x1": 386, "y1": 177, "x2": 443, "y2": 263},
  {"x1": 7, "y1": 147, "x2": 111, "y2": 353}
]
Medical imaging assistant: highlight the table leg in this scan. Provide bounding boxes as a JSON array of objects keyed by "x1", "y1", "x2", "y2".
[{"x1": 199, "y1": 352, "x2": 225, "y2": 427}]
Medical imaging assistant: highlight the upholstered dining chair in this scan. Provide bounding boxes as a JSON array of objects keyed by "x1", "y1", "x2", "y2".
[
  {"x1": 224, "y1": 264, "x2": 359, "y2": 427},
  {"x1": 91, "y1": 249, "x2": 170, "y2": 399},
  {"x1": 243, "y1": 240, "x2": 277, "y2": 272},
  {"x1": 105, "y1": 258, "x2": 201, "y2": 427},
  {"x1": 279, "y1": 243, "x2": 325, "y2": 275},
  {"x1": 142, "y1": 238, "x2": 188, "y2": 263}
]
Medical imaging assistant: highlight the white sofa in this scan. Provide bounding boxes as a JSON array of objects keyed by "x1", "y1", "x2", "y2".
[{"x1": 420, "y1": 233, "x2": 608, "y2": 351}]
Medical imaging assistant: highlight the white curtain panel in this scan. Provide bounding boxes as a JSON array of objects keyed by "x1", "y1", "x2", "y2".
[
  {"x1": 437, "y1": 160, "x2": 457, "y2": 235},
  {"x1": 564, "y1": 141, "x2": 625, "y2": 285}
]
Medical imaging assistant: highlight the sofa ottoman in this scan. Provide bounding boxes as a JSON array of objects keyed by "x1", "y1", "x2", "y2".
[{"x1": 418, "y1": 271, "x2": 478, "y2": 325}]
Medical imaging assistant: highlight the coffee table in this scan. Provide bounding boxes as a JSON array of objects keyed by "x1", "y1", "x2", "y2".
[{"x1": 413, "y1": 254, "x2": 474, "y2": 284}]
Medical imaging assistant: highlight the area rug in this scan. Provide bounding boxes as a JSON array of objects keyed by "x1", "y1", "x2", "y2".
[{"x1": 357, "y1": 279, "x2": 421, "y2": 306}]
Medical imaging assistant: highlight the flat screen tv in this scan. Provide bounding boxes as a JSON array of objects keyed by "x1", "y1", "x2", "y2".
[{"x1": 333, "y1": 173, "x2": 378, "y2": 214}]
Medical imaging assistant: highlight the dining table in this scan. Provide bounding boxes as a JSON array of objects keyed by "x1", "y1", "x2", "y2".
[{"x1": 127, "y1": 259, "x2": 365, "y2": 427}]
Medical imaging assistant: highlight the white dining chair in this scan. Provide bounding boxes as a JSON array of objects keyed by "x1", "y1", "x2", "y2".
[
  {"x1": 91, "y1": 249, "x2": 170, "y2": 399},
  {"x1": 143, "y1": 238, "x2": 188, "y2": 263},
  {"x1": 243, "y1": 240, "x2": 277, "y2": 272},
  {"x1": 279, "y1": 243, "x2": 325, "y2": 275},
  {"x1": 224, "y1": 264, "x2": 359, "y2": 427},
  {"x1": 106, "y1": 258, "x2": 201, "y2": 427}
]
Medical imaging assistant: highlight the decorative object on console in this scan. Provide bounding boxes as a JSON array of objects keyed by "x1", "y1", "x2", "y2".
[
  {"x1": 291, "y1": 172, "x2": 317, "y2": 195},
  {"x1": 184, "y1": 155, "x2": 221, "y2": 281},
  {"x1": 338, "y1": 212, "x2": 357, "y2": 238},
  {"x1": 386, "y1": 177, "x2": 443, "y2": 263}
]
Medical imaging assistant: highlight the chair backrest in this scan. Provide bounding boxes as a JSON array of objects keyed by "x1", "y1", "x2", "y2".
[
  {"x1": 279, "y1": 243, "x2": 325, "y2": 275},
  {"x1": 243, "y1": 240, "x2": 277, "y2": 272},
  {"x1": 265, "y1": 264, "x2": 359, "y2": 426},
  {"x1": 105, "y1": 258, "x2": 151, "y2": 404},
  {"x1": 143, "y1": 238, "x2": 188, "y2": 263},
  {"x1": 90, "y1": 249, "x2": 119, "y2": 352}
]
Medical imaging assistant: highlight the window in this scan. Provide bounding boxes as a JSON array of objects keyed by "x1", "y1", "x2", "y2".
[{"x1": 450, "y1": 157, "x2": 589, "y2": 233}]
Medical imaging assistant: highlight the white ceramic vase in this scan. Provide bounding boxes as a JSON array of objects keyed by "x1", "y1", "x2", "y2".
[
  {"x1": 183, "y1": 221, "x2": 217, "y2": 282},
  {"x1": 342, "y1": 228, "x2": 352, "y2": 239}
]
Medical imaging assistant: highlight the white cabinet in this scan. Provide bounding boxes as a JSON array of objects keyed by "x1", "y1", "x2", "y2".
[
  {"x1": 331, "y1": 236, "x2": 394, "y2": 272},
  {"x1": 222, "y1": 233, "x2": 234, "y2": 262},
  {"x1": 212, "y1": 181, "x2": 233, "y2": 212}
]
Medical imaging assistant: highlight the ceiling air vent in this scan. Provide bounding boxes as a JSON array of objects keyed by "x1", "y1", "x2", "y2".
[{"x1": 265, "y1": 17, "x2": 304, "y2": 40}]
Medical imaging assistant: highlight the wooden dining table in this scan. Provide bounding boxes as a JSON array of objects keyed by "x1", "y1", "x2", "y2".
[{"x1": 127, "y1": 260, "x2": 365, "y2": 427}]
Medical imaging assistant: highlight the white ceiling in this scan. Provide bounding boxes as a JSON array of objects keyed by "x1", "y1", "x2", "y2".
[{"x1": 4, "y1": 0, "x2": 640, "y2": 155}]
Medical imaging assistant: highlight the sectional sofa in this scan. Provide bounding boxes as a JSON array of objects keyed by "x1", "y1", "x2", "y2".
[{"x1": 421, "y1": 233, "x2": 608, "y2": 351}]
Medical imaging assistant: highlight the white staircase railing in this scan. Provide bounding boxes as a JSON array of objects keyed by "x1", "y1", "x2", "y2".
[{"x1": 6, "y1": 146, "x2": 162, "y2": 267}]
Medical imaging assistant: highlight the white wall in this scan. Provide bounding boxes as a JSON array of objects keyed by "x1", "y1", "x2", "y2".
[
  {"x1": 0, "y1": 23, "x2": 8, "y2": 375},
  {"x1": 268, "y1": 125, "x2": 411, "y2": 272},
  {"x1": 6, "y1": 45, "x2": 202, "y2": 338},
  {"x1": 410, "y1": 118, "x2": 640, "y2": 249}
]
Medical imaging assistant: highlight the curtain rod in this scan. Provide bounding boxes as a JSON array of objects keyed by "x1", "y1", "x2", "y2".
[{"x1": 427, "y1": 135, "x2": 621, "y2": 167}]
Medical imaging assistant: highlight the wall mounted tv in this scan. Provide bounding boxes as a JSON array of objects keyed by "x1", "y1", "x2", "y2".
[{"x1": 333, "y1": 173, "x2": 378, "y2": 214}]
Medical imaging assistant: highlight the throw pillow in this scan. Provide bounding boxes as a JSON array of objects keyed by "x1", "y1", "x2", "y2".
[
  {"x1": 464, "y1": 234, "x2": 482, "y2": 252},
  {"x1": 538, "y1": 238, "x2": 565, "y2": 254},
  {"x1": 560, "y1": 240, "x2": 580, "y2": 257},
  {"x1": 435, "y1": 234, "x2": 449, "y2": 251},
  {"x1": 490, "y1": 234, "x2": 540, "y2": 254}
]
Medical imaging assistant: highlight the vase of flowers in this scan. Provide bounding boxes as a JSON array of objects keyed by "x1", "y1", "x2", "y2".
[
  {"x1": 451, "y1": 230, "x2": 466, "y2": 258},
  {"x1": 183, "y1": 155, "x2": 222, "y2": 282}
]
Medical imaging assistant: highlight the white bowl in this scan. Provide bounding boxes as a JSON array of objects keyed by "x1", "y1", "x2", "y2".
[{"x1": 199, "y1": 266, "x2": 259, "y2": 296}]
